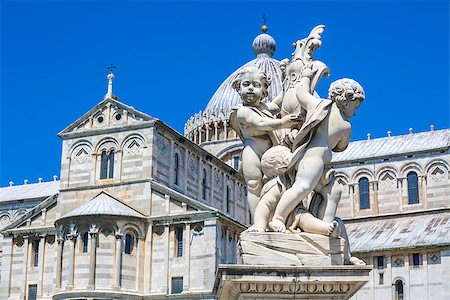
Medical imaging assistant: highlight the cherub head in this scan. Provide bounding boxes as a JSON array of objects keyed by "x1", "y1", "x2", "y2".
[
  {"x1": 261, "y1": 145, "x2": 293, "y2": 177},
  {"x1": 328, "y1": 78, "x2": 365, "y2": 119},
  {"x1": 232, "y1": 66, "x2": 271, "y2": 106}
]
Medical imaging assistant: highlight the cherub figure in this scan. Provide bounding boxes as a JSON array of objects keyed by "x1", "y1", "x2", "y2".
[
  {"x1": 229, "y1": 66, "x2": 302, "y2": 217},
  {"x1": 245, "y1": 145, "x2": 338, "y2": 237},
  {"x1": 268, "y1": 78, "x2": 366, "y2": 233}
]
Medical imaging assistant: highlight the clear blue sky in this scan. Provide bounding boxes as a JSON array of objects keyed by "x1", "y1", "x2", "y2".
[{"x1": 1, "y1": 0, "x2": 449, "y2": 187}]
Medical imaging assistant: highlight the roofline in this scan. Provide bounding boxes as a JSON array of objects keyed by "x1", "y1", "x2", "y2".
[
  {"x1": 351, "y1": 243, "x2": 450, "y2": 254},
  {"x1": 150, "y1": 180, "x2": 247, "y2": 230},
  {"x1": 342, "y1": 207, "x2": 450, "y2": 224},
  {"x1": 55, "y1": 190, "x2": 146, "y2": 224},
  {"x1": 1, "y1": 193, "x2": 58, "y2": 233},
  {"x1": 331, "y1": 146, "x2": 449, "y2": 165},
  {"x1": 154, "y1": 120, "x2": 244, "y2": 182},
  {"x1": 57, "y1": 97, "x2": 156, "y2": 138}
]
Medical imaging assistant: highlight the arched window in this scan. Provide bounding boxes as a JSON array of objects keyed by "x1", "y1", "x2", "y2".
[
  {"x1": 174, "y1": 153, "x2": 179, "y2": 185},
  {"x1": 100, "y1": 150, "x2": 114, "y2": 179},
  {"x1": 359, "y1": 177, "x2": 370, "y2": 209},
  {"x1": 124, "y1": 233, "x2": 134, "y2": 254},
  {"x1": 394, "y1": 279, "x2": 404, "y2": 300},
  {"x1": 82, "y1": 232, "x2": 89, "y2": 253},
  {"x1": 202, "y1": 169, "x2": 207, "y2": 199},
  {"x1": 407, "y1": 171, "x2": 419, "y2": 204}
]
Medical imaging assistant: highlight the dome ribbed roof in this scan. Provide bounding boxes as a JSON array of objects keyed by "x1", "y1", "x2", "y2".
[{"x1": 204, "y1": 32, "x2": 282, "y2": 116}]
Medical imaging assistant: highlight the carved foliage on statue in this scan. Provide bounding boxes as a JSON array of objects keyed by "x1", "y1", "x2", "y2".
[{"x1": 285, "y1": 25, "x2": 330, "y2": 91}]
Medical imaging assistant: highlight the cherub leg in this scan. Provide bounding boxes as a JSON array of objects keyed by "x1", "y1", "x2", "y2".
[
  {"x1": 315, "y1": 176, "x2": 342, "y2": 223},
  {"x1": 296, "y1": 211, "x2": 338, "y2": 236},
  {"x1": 241, "y1": 147, "x2": 264, "y2": 218},
  {"x1": 269, "y1": 149, "x2": 325, "y2": 232},
  {"x1": 247, "y1": 184, "x2": 282, "y2": 232}
]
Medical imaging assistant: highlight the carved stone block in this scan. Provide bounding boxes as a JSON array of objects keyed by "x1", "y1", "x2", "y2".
[{"x1": 239, "y1": 232, "x2": 345, "y2": 266}]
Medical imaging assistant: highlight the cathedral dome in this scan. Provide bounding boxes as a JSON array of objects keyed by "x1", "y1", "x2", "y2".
[
  {"x1": 184, "y1": 29, "x2": 283, "y2": 165},
  {"x1": 202, "y1": 33, "x2": 282, "y2": 118}
]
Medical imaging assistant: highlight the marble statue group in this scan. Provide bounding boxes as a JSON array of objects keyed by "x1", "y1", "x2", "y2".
[{"x1": 230, "y1": 25, "x2": 366, "y2": 265}]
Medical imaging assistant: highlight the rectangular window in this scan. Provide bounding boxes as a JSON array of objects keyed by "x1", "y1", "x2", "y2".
[
  {"x1": 82, "y1": 232, "x2": 89, "y2": 253},
  {"x1": 379, "y1": 273, "x2": 384, "y2": 285},
  {"x1": 377, "y1": 256, "x2": 384, "y2": 269},
  {"x1": 32, "y1": 240, "x2": 40, "y2": 267},
  {"x1": 233, "y1": 156, "x2": 240, "y2": 170},
  {"x1": 100, "y1": 151, "x2": 108, "y2": 179},
  {"x1": 28, "y1": 284, "x2": 37, "y2": 300},
  {"x1": 413, "y1": 253, "x2": 421, "y2": 266},
  {"x1": 176, "y1": 227, "x2": 183, "y2": 257},
  {"x1": 171, "y1": 277, "x2": 183, "y2": 294}
]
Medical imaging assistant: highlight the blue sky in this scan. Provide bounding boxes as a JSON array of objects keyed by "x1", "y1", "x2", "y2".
[{"x1": 1, "y1": 0, "x2": 449, "y2": 186}]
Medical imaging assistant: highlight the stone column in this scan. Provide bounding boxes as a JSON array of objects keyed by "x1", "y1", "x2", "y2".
[
  {"x1": 0, "y1": 235, "x2": 14, "y2": 299},
  {"x1": 55, "y1": 237, "x2": 64, "y2": 290},
  {"x1": 183, "y1": 223, "x2": 191, "y2": 292},
  {"x1": 223, "y1": 121, "x2": 228, "y2": 140},
  {"x1": 214, "y1": 122, "x2": 218, "y2": 141},
  {"x1": 66, "y1": 230, "x2": 77, "y2": 290},
  {"x1": 163, "y1": 225, "x2": 170, "y2": 293},
  {"x1": 22, "y1": 236, "x2": 30, "y2": 296},
  {"x1": 136, "y1": 237, "x2": 145, "y2": 291},
  {"x1": 144, "y1": 224, "x2": 153, "y2": 293},
  {"x1": 114, "y1": 233, "x2": 123, "y2": 290},
  {"x1": 419, "y1": 175, "x2": 427, "y2": 208},
  {"x1": 205, "y1": 124, "x2": 210, "y2": 141},
  {"x1": 224, "y1": 227, "x2": 229, "y2": 264},
  {"x1": 37, "y1": 235, "x2": 46, "y2": 297},
  {"x1": 88, "y1": 227, "x2": 98, "y2": 289}
]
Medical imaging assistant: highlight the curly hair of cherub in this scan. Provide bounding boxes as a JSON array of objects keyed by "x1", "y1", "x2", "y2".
[
  {"x1": 327, "y1": 78, "x2": 365, "y2": 106},
  {"x1": 231, "y1": 66, "x2": 271, "y2": 99}
]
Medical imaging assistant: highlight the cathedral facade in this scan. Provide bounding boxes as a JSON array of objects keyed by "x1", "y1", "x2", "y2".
[{"x1": 0, "y1": 29, "x2": 449, "y2": 300}]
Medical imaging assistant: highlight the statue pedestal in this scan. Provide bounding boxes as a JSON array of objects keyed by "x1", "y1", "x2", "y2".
[
  {"x1": 239, "y1": 231, "x2": 345, "y2": 266},
  {"x1": 213, "y1": 264, "x2": 372, "y2": 300},
  {"x1": 213, "y1": 232, "x2": 371, "y2": 299}
]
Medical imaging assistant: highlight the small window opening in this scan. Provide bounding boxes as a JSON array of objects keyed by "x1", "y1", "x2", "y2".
[
  {"x1": 202, "y1": 169, "x2": 207, "y2": 199},
  {"x1": 377, "y1": 256, "x2": 384, "y2": 269},
  {"x1": 174, "y1": 153, "x2": 179, "y2": 185},
  {"x1": 395, "y1": 280, "x2": 404, "y2": 300},
  {"x1": 407, "y1": 171, "x2": 419, "y2": 204},
  {"x1": 171, "y1": 277, "x2": 183, "y2": 294},
  {"x1": 32, "y1": 239, "x2": 40, "y2": 267},
  {"x1": 82, "y1": 232, "x2": 89, "y2": 253},
  {"x1": 359, "y1": 177, "x2": 370, "y2": 209},
  {"x1": 176, "y1": 227, "x2": 183, "y2": 257},
  {"x1": 412, "y1": 253, "x2": 421, "y2": 266},
  {"x1": 124, "y1": 233, "x2": 134, "y2": 254},
  {"x1": 100, "y1": 150, "x2": 114, "y2": 179}
]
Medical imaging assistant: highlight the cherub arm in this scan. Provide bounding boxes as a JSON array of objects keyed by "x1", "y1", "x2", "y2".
[
  {"x1": 237, "y1": 107, "x2": 299, "y2": 132},
  {"x1": 265, "y1": 93, "x2": 283, "y2": 115}
]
